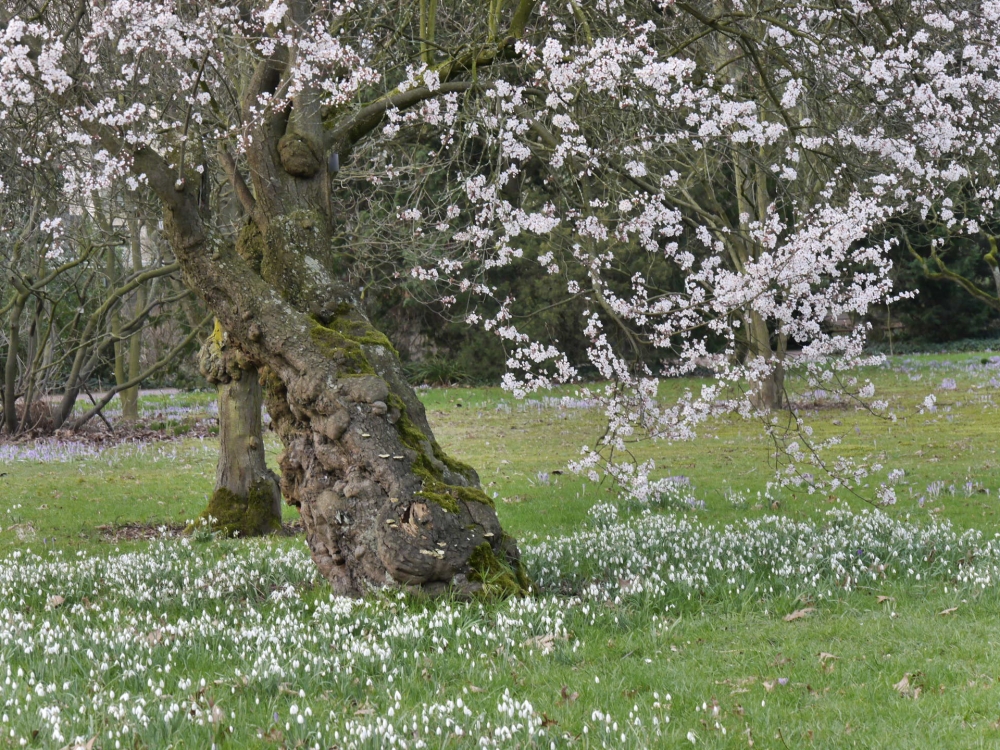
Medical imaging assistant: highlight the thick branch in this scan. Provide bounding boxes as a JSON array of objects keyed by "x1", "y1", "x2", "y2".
[{"x1": 327, "y1": 81, "x2": 474, "y2": 157}]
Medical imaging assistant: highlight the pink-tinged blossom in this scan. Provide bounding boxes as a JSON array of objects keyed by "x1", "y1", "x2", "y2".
[{"x1": 4, "y1": 0, "x2": 999, "y2": 503}]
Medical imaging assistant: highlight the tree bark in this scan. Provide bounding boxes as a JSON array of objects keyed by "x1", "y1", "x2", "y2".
[
  {"x1": 131, "y1": 142, "x2": 527, "y2": 598},
  {"x1": 192, "y1": 321, "x2": 282, "y2": 537},
  {"x1": 3, "y1": 294, "x2": 25, "y2": 434},
  {"x1": 746, "y1": 310, "x2": 786, "y2": 411}
]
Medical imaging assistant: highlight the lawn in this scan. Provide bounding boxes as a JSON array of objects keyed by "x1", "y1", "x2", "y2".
[{"x1": 1, "y1": 353, "x2": 1000, "y2": 748}]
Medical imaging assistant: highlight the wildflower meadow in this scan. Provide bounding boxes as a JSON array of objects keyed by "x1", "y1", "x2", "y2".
[{"x1": 1, "y1": 354, "x2": 1000, "y2": 748}]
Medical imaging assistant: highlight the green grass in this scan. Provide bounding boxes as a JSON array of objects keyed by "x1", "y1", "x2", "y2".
[{"x1": 2, "y1": 353, "x2": 1000, "y2": 747}]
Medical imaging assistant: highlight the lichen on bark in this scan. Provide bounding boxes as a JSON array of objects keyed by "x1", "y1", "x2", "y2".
[{"x1": 388, "y1": 393, "x2": 493, "y2": 511}]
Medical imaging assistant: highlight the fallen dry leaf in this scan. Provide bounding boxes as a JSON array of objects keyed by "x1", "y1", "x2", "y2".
[
  {"x1": 819, "y1": 651, "x2": 838, "y2": 673},
  {"x1": 938, "y1": 606, "x2": 959, "y2": 616},
  {"x1": 523, "y1": 633, "x2": 567, "y2": 654},
  {"x1": 893, "y1": 674, "x2": 921, "y2": 699},
  {"x1": 259, "y1": 727, "x2": 283, "y2": 743},
  {"x1": 784, "y1": 607, "x2": 815, "y2": 622},
  {"x1": 47, "y1": 595, "x2": 65, "y2": 608},
  {"x1": 559, "y1": 685, "x2": 579, "y2": 704},
  {"x1": 469, "y1": 685, "x2": 485, "y2": 693},
  {"x1": 59, "y1": 738, "x2": 96, "y2": 750},
  {"x1": 876, "y1": 595, "x2": 894, "y2": 604}
]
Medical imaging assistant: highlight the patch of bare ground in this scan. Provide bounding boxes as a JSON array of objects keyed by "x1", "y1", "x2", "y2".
[{"x1": 94, "y1": 520, "x2": 304, "y2": 542}]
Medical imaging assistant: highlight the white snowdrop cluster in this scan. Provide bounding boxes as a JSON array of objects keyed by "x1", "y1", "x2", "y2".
[
  {"x1": 0, "y1": 502, "x2": 996, "y2": 747},
  {"x1": 526, "y1": 507, "x2": 1000, "y2": 597},
  {"x1": 0, "y1": 437, "x2": 214, "y2": 465}
]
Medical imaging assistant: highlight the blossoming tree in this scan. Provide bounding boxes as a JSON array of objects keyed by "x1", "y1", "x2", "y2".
[{"x1": 3, "y1": 0, "x2": 998, "y2": 595}]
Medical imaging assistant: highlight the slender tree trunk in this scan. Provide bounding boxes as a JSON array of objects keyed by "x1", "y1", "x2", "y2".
[
  {"x1": 120, "y1": 217, "x2": 144, "y2": 421},
  {"x1": 3, "y1": 293, "x2": 26, "y2": 434},
  {"x1": 192, "y1": 321, "x2": 281, "y2": 536},
  {"x1": 745, "y1": 310, "x2": 785, "y2": 411},
  {"x1": 112, "y1": 306, "x2": 126, "y2": 408}
]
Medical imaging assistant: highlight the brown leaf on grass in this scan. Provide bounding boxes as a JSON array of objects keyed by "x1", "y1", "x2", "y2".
[
  {"x1": 559, "y1": 685, "x2": 579, "y2": 704},
  {"x1": 469, "y1": 685, "x2": 485, "y2": 693},
  {"x1": 893, "y1": 674, "x2": 921, "y2": 699},
  {"x1": 819, "y1": 651, "x2": 838, "y2": 673},
  {"x1": 762, "y1": 680, "x2": 776, "y2": 692},
  {"x1": 47, "y1": 595, "x2": 65, "y2": 608},
  {"x1": 938, "y1": 606, "x2": 959, "y2": 616},
  {"x1": 783, "y1": 607, "x2": 815, "y2": 622},
  {"x1": 354, "y1": 706, "x2": 375, "y2": 716},
  {"x1": 876, "y1": 595, "x2": 894, "y2": 604},
  {"x1": 523, "y1": 633, "x2": 567, "y2": 654},
  {"x1": 59, "y1": 738, "x2": 96, "y2": 750},
  {"x1": 259, "y1": 727, "x2": 283, "y2": 743}
]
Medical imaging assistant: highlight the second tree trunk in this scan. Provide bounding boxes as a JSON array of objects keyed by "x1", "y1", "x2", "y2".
[{"x1": 193, "y1": 323, "x2": 281, "y2": 537}]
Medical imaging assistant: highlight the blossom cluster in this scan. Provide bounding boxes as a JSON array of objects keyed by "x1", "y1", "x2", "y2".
[{"x1": 4, "y1": 1, "x2": 1000, "y2": 503}]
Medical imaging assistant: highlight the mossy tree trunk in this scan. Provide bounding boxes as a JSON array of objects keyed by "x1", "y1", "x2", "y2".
[
  {"x1": 193, "y1": 321, "x2": 281, "y2": 537},
  {"x1": 119, "y1": 3, "x2": 530, "y2": 597}
]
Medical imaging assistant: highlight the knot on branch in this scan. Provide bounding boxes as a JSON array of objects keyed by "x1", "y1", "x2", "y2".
[
  {"x1": 278, "y1": 132, "x2": 323, "y2": 178},
  {"x1": 198, "y1": 324, "x2": 251, "y2": 385}
]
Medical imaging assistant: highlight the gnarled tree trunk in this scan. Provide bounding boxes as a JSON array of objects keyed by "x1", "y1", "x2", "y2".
[
  {"x1": 111, "y1": 1, "x2": 531, "y2": 598},
  {"x1": 129, "y1": 145, "x2": 523, "y2": 598},
  {"x1": 129, "y1": 148, "x2": 526, "y2": 596},
  {"x1": 193, "y1": 321, "x2": 281, "y2": 537}
]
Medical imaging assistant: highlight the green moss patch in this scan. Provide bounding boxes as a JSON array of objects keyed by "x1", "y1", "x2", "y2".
[
  {"x1": 322, "y1": 312, "x2": 397, "y2": 352},
  {"x1": 432, "y1": 440, "x2": 476, "y2": 478},
  {"x1": 185, "y1": 482, "x2": 281, "y2": 538},
  {"x1": 236, "y1": 222, "x2": 266, "y2": 273},
  {"x1": 468, "y1": 541, "x2": 530, "y2": 598},
  {"x1": 311, "y1": 308, "x2": 399, "y2": 376},
  {"x1": 389, "y1": 395, "x2": 492, "y2": 512},
  {"x1": 310, "y1": 323, "x2": 376, "y2": 375},
  {"x1": 414, "y1": 462, "x2": 495, "y2": 513}
]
